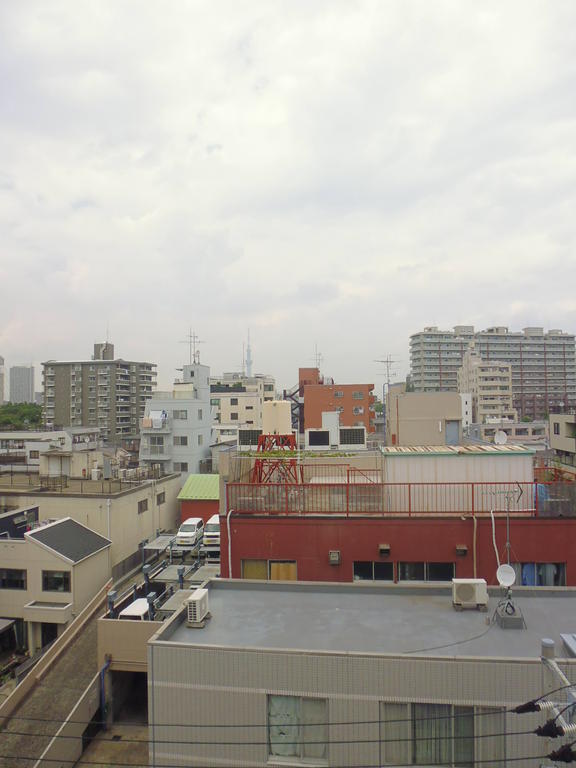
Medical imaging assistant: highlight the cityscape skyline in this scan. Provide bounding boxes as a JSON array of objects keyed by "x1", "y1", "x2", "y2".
[{"x1": 2, "y1": 2, "x2": 576, "y2": 392}]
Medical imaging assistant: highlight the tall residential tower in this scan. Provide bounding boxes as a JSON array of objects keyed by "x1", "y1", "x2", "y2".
[
  {"x1": 410, "y1": 326, "x2": 576, "y2": 419},
  {"x1": 42, "y1": 342, "x2": 156, "y2": 444}
]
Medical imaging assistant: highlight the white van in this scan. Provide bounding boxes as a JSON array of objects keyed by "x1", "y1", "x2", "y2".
[
  {"x1": 203, "y1": 514, "x2": 220, "y2": 548},
  {"x1": 118, "y1": 598, "x2": 150, "y2": 621},
  {"x1": 176, "y1": 517, "x2": 204, "y2": 547}
]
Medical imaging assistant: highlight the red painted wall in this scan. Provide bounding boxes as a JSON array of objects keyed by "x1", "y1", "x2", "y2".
[
  {"x1": 181, "y1": 499, "x2": 219, "y2": 525},
  {"x1": 220, "y1": 515, "x2": 576, "y2": 585}
]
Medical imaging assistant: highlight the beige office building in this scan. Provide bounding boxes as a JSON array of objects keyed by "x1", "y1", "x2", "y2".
[
  {"x1": 457, "y1": 347, "x2": 517, "y2": 424},
  {"x1": 42, "y1": 342, "x2": 156, "y2": 444}
]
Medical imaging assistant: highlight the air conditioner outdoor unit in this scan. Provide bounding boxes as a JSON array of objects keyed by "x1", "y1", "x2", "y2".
[
  {"x1": 452, "y1": 579, "x2": 489, "y2": 611},
  {"x1": 328, "y1": 550, "x2": 341, "y2": 565},
  {"x1": 186, "y1": 588, "x2": 210, "y2": 627}
]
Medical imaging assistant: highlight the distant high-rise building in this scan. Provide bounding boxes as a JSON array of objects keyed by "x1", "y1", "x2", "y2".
[
  {"x1": 42, "y1": 342, "x2": 157, "y2": 444},
  {"x1": 10, "y1": 365, "x2": 35, "y2": 403},
  {"x1": 0, "y1": 356, "x2": 4, "y2": 405},
  {"x1": 410, "y1": 326, "x2": 576, "y2": 420},
  {"x1": 457, "y1": 346, "x2": 517, "y2": 424}
]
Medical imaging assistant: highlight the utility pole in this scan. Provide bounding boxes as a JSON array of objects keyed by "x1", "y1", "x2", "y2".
[{"x1": 375, "y1": 355, "x2": 400, "y2": 443}]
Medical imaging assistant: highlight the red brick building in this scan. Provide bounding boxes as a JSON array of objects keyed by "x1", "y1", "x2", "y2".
[{"x1": 299, "y1": 368, "x2": 376, "y2": 433}]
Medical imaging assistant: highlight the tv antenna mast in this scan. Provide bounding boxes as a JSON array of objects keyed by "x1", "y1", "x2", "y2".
[{"x1": 180, "y1": 328, "x2": 204, "y2": 365}]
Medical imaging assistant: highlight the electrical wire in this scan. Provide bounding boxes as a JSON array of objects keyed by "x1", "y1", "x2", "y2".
[
  {"x1": 0, "y1": 727, "x2": 533, "y2": 747},
  {"x1": 1, "y1": 705, "x2": 514, "y2": 729},
  {"x1": 0, "y1": 752, "x2": 552, "y2": 767},
  {"x1": 403, "y1": 616, "x2": 495, "y2": 654}
]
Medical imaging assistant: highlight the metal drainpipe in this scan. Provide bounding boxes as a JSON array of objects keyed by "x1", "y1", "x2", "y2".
[
  {"x1": 100, "y1": 655, "x2": 111, "y2": 731},
  {"x1": 472, "y1": 515, "x2": 477, "y2": 578},
  {"x1": 226, "y1": 508, "x2": 235, "y2": 578}
]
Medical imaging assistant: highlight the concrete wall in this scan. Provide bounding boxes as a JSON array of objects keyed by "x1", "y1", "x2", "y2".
[
  {"x1": 148, "y1": 624, "x2": 558, "y2": 767},
  {"x1": 550, "y1": 414, "x2": 576, "y2": 455},
  {"x1": 386, "y1": 391, "x2": 463, "y2": 446},
  {"x1": 0, "y1": 475, "x2": 181, "y2": 578},
  {"x1": 97, "y1": 616, "x2": 163, "y2": 672},
  {"x1": 220, "y1": 514, "x2": 576, "y2": 584}
]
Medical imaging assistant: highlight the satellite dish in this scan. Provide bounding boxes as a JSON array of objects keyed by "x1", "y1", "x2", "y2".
[
  {"x1": 494, "y1": 430, "x2": 508, "y2": 445},
  {"x1": 496, "y1": 564, "x2": 516, "y2": 588}
]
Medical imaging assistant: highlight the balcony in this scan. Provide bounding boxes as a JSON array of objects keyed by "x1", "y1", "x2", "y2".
[{"x1": 140, "y1": 416, "x2": 172, "y2": 432}]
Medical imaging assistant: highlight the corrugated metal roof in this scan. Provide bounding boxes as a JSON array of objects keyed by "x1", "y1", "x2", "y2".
[
  {"x1": 380, "y1": 445, "x2": 534, "y2": 456},
  {"x1": 178, "y1": 474, "x2": 220, "y2": 501}
]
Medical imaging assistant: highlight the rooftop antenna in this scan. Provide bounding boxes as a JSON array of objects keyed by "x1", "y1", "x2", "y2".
[
  {"x1": 312, "y1": 343, "x2": 323, "y2": 371},
  {"x1": 494, "y1": 562, "x2": 525, "y2": 629},
  {"x1": 180, "y1": 328, "x2": 204, "y2": 365}
]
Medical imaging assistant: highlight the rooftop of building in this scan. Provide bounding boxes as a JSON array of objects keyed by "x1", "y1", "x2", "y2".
[
  {"x1": 380, "y1": 445, "x2": 535, "y2": 456},
  {"x1": 157, "y1": 579, "x2": 576, "y2": 660},
  {"x1": 0, "y1": 470, "x2": 180, "y2": 497},
  {"x1": 27, "y1": 517, "x2": 111, "y2": 562},
  {"x1": 178, "y1": 473, "x2": 220, "y2": 501}
]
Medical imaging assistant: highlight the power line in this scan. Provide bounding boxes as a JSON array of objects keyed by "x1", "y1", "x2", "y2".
[
  {"x1": 2, "y1": 705, "x2": 513, "y2": 729},
  {"x1": 0, "y1": 726, "x2": 533, "y2": 747},
  {"x1": 0, "y1": 751, "x2": 552, "y2": 767}
]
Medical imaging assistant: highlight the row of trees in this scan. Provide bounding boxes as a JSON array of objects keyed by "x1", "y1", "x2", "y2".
[{"x1": 0, "y1": 403, "x2": 42, "y2": 430}]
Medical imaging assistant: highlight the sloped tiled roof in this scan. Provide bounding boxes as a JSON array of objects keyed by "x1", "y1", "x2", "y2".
[{"x1": 28, "y1": 518, "x2": 111, "y2": 563}]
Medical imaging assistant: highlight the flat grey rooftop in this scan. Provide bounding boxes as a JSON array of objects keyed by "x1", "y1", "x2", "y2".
[{"x1": 162, "y1": 580, "x2": 576, "y2": 659}]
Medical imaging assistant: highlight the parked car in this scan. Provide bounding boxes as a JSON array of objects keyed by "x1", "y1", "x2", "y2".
[
  {"x1": 203, "y1": 514, "x2": 220, "y2": 548},
  {"x1": 176, "y1": 517, "x2": 204, "y2": 547}
]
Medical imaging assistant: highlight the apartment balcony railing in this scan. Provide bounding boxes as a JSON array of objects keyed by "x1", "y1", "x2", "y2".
[{"x1": 226, "y1": 480, "x2": 576, "y2": 518}]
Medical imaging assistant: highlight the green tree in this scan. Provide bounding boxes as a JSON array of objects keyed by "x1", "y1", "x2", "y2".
[{"x1": 0, "y1": 403, "x2": 43, "y2": 430}]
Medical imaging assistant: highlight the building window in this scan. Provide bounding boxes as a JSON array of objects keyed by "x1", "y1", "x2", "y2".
[
  {"x1": 553, "y1": 422, "x2": 560, "y2": 435},
  {"x1": 156, "y1": 492, "x2": 165, "y2": 505},
  {"x1": 352, "y1": 406, "x2": 364, "y2": 415},
  {"x1": 230, "y1": 398, "x2": 239, "y2": 406},
  {"x1": 210, "y1": 398, "x2": 220, "y2": 406},
  {"x1": 334, "y1": 390, "x2": 344, "y2": 398},
  {"x1": 268, "y1": 695, "x2": 327, "y2": 761},
  {"x1": 174, "y1": 462, "x2": 188, "y2": 472},
  {"x1": 174, "y1": 436, "x2": 188, "y2": 446},
  {"x1": 353, "y1": 561, "x2": 394, "y2": 581},
  {"x1": 352, "y1": 391, "x2": 364, "y2": 400},
  {"x1": 173, "y1": 410, "x2": 188, "y2": 420},
  {"x1": 0, "y1": 569, "x2": 27, "y2": 590},
  {"x1": 42, "y1": 571, "x2": 71, "y2": 592},
  {"x1": 29, "y1": 450, "x2": 40, "y2": 459},
  {"x1": 380, "y1": 702, "x2": 505, "y2": 766},
  {"x1": 246, "y1": 405, "x2": 254, "y2": 410},
  {"x1": 138, "y1": 499, "x2": 148, "y2": 514},
  {"x1": 398, "y1": 562, "x2": 455, "y2": 581},
  {"x1": 198, "y1": 409, "x2": 203, "y2": 420},
  {"x1": 231, "y1": 412, "x2": 239, "y2": 421},
  {"x1": 512, "y1": 562, "x2": 565, "y2": 586},
  {"x1": 198, "y1": 434, "x2": 203, "y2": 446}
]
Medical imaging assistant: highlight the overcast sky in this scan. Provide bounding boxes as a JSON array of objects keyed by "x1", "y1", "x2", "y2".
[{"x1": 1, "y1": 0, "x2": 576, "y2": 395}]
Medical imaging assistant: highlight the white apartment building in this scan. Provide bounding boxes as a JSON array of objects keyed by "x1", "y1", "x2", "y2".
[
  {"x1": 139, "y1": 362, "x2": 211, "y2": 477},
  {"x1": 210, "y1": 372, "x2": 275, "y2": 442},
  {"x1": 0, "y1": 427, "x2": 101, "y2": 471},
  {"x1": 410, "y1": 326, "x2": 576, "y2": 420},
  {"x1": 458, "y1": 347, "x2": 517, "y2": 424}
]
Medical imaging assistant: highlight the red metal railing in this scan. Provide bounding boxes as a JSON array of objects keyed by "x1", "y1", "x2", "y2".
[{"x1": 226, "y1": 481, "x2": 576, "y2": 518}]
